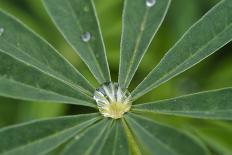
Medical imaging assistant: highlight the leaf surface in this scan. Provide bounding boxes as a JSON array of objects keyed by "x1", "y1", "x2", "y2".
[
  {"x1": 134, "y1": 88, "x2": 232, "y2": 120},
  {"x1": 126, "y1": 113, "x2": 208, "y2": 155},
  {"x1": 61, "y1": 119, "x2": 110, "y2": 155},
  {"x1": 43, "y1": 0, "x2": 111, "y2": 84},
  {"x1": 132, "y1": 0, "x2": 232, "y2": 99},
  {"x1": 0, "y1": 52, "x2": 95, "y2": 107},
  {"x1": 0, "y1": 113, "x2": 100, "y2": 155},
  {"x1": 98, "y1": 120, "x2": 131, "y2": 155},
  {"x1": 119, "y1": 0, "x2": 170, "y2": 89},
  {"x1": 193, "y1": 122, "x2": 232, "y2": 155},
  {"x1": 61, "y1": 119, "x2": 131, "y2": 155},
  {"x1": 0, "y1": 11, "x2": 96, "y2": 107}
]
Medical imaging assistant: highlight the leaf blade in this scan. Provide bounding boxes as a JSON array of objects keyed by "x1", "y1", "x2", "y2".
[
  {"x1": 0, "y1": 10, "x2": 96, "y2": 107},
  {"x1": 43, "y1": 0, "x2": 111, "y2": 84},
  {"x1": 134, "y1": 88, "x2": 232, "y2": 120},
  {"x1": 119, "y1": 0, "x2": 171, "y2": 89},
  {"x1": 98, "y1": 120, "x2": 131, "y2": 155},
  {"x1": 126, "y1": 113, "x2": 208, "y2": 155},
  {"x1": 132, "y1": 0, "x2": 232, "y2": 99},
  {"x1": 61, "y1": 119, "x2": 110, "y2": 155},
  {"x1": 0, "y1": 113, "x2": 100, "y2": 155},
  {"x1": 0, "y1": 51, "x2": 95, "y2": 107}
]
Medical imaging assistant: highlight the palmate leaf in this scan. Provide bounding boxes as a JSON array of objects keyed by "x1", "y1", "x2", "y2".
[
  {"x1": 0, "y1": 0, "x2": 232, "y2": 155},
  {"x1": 0, "y1": 11, "x2": 96, "y2": 107},
  {"x1": 133, "y1": 88, "x2": 232, "y2": 120},
  {"x1": 43, "y1": 0, "x2": 111, "y2": 84},
  {"x1": 132, "y1": 0, "x2": 232, "y2": 99},
  {"x1": 125, "y1": 113, "x2": 208, "y2": 155},
  {"x1": 0, "y1": 114, "x2": 209, "y2": 155},
  {"x1": 0, "y1": 113, "x2": 100, "y2": 155},
  {"x1": 119, "y1": 0, "x2": 170, "y2": 89}
]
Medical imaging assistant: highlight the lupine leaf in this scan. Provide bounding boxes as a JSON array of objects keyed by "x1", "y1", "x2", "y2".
[
  {"x1": 118, "y1": 0, "x2": 170, "y2": 89},
  {"x1": 0, "y1": 10, "x2": 96, "y2": 107},
  {"x1": 0, "y1": 52, "x2": 95, "y2": 107},
  {"x1": 132, "y1": 0, "x2": 232, "y2": 99},
  {"x1": 126, "y1": 113, "x2": 208, "y2": 155},
  {"x1": 134, "y1": 88, "x2": 232, "y2": 120},
  {"x1": 0, "y1": 113, "x2": 100, "y2": 155},
  {"x1": 61, "y1": 119, "x2": 110, "y2": 155},
  {"x1": 43, "y1": 0, "x2": 111, "y2": 84},
  {"x1": 98, "y1": 120, "x2": 131, "y2": 155},
  {"x1": 61, "y1": 119, "x2": 131, "y2": 155},
  {"x1": 193, "y1": 122, "x2": 232, "y2": 155}
]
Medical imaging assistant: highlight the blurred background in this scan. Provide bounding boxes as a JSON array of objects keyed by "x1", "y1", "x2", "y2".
[{"x1": 0, "y1": 0, "x2": 231, "y2": 154}]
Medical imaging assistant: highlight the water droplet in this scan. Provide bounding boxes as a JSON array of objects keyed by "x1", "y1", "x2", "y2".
[
  {"x1": 81, "y1": 32, "x2": 91, "y2": 42},
  {"x1": 146, "y1": 0, "x2": 156, "y2": 7},
  {"x1": 0, "y1": 27, "x2": 4, "y2": 36},
  {"x1": 93, "y1": 82, "x2": 132, "y2": 119},
  {"x1": 84, "y1": 6, "x2": 89, "y2": 12},
  {"x1": 75, "y1": 135, "x2": 80, "y2": 140}
]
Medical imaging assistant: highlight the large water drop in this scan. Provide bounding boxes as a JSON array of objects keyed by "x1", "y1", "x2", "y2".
[{"x1": 93, "y1": 82, "x2": 132, "y2": 119}]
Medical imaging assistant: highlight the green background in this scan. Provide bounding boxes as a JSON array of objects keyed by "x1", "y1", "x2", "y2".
[{"x1": 0, "y1": 1, "x2": 231, "y2": 153}]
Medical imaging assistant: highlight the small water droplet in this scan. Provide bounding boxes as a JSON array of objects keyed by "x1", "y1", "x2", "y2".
[
  {"x1": 81, "y1": 32, "x2": 91, "y2": 42},
  {"x1": 146, "y1": 0, "x2": 156, "y2": 7},
  {"x1": 84, "y1": 6, "x2": 89, "y2": 12},
  {"x1": 75, "y1": 135, "x2": 80, "y2": 140},
  {"x1": 0, "y1": 27, "x2": 4, "y2": 36}
]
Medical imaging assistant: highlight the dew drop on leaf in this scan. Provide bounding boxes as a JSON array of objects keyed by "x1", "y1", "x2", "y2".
[
  {"x1": 75, "y1": 135, "x2": 80, "y2": 140},
  {"x1": 0, "y1": 27, "x2": 4, "y2": 36},
  {"x1": 93, "y1": 82, "x2": 132, "y2": 119},
  {"x1": 81, "y1": 32, "x2": 91, "y2": 42},
  {"x1": 146, "y1": 0, "x2": 156, "y2": 7},
  {"x1": 84, "y1": 6, "x2": 89, "y2": 12}
]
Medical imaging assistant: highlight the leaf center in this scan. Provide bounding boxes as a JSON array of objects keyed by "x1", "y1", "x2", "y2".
[{"x1": 93, "y1": 82, "x2": 132, "y2": 119}]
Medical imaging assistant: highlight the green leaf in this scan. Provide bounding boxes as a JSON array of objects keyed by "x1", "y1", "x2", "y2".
[
  {"x1": 62, "y1": 119, "x2": 131, "y2": 155},
  {"x1": 0, "y1": 51, "x2": 95, "y2": 107},
  {"x1": 0, "y1": 113, "x2": 100, "y2": 155},
  {"x1": 132, "y1": 0, "x2": 232, "y2": 99},
  {"x1": 118, "y1": 0, "x2": 171, "y2": 89},
  {"x1": 0, "y1": 11, "x2": 96, "y2": 107},
  {"x1": 134, "y1": 88, "x2": 232, "y2": 120},
  {"x1": 126, "y1": 113, "x2": 208, "y2": 155},
  {"x1": 193, "y1": 122, "x2": 232, "y2": 155},
  {"x1": 61, "y1": 119, "x2": 110, "y2": 155},
  {"x1": 43, "y1": 0, "x2": 111, "y2": 84},
  {"x1": 98, "y1": 120, "x2": 131, "y2": 155}
]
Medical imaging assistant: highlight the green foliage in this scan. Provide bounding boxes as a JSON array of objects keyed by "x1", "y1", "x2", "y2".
[
  {"x1": 0, "y1": 0, "x2": 231, "y2": 155},
  {"x1": 43, "y1": 0, "x2": 111, "y2": 84},
  {"x1": 118, "y1": 0, "x2": 170, "y2": 89},
  {"x1": 132, "y1": 0, "x2": 232, "y2": 99},
  {"x1": 0, "y1": 113, "x2": 100, "y2": 155},
  {"x1": 134, "y1": 88, "x2": 232, "y2": 120}
]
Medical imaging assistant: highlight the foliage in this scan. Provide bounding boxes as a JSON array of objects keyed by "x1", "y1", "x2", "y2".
[{"x1": 0, "y1": 0, "x2": 232, "y2": 154}]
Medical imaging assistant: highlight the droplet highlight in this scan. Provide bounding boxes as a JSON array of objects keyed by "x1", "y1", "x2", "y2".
[
  {"x1": 75, "y1": 135, "x2": 80, "y2": 140},
  {"x1": 84, "y1": 6, "x2": 90, "y2": 12},
  {"x1": 0, "y1": 28, "x2": 4, "y2": 36},
  {"x1": 146, "y1": 0, "x2": 156, "y2": 7},
  {"x1": 81, "y1": 32, "x2": 91, "y2": 42},
  {"x1": 93, "y1": 82, "x2": 132, "y2": 119}
]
